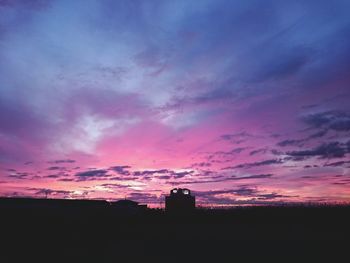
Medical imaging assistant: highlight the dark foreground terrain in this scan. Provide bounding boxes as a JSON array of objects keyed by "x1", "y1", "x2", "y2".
[{"x1": 1, "y1": 198, "x2": 349, "y2": 262}]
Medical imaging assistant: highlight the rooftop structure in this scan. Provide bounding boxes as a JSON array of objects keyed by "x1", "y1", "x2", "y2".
[{"x1": 165, "y1": 188, "x2": 195, "y2": 212}]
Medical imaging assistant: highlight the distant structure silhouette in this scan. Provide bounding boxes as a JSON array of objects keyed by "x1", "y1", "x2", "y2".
[
  {"x1": 112, "y1": 199, "x2": 147, "y2": 212},
  {"x1": 0, "y1": 197, "x2": 147, "y2": 215},
  {"x1": 165, "y1": 188, "x2": 195, "y2": 212},
  {"x1": 113, "y1": 199, "x2": 139, "y2": 208}
]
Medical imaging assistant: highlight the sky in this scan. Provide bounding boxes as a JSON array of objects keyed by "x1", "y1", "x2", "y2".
[{"x1": 0, "y1": 0, "x2": 350, "y2": 206}]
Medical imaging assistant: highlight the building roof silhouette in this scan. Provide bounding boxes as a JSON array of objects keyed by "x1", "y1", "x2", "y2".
[{"x1": 165, "y1": 188, "x2": 195, "y2": 212}]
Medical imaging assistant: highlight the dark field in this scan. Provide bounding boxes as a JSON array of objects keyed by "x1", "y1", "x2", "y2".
[{"x1": 1, "y1": 198, "x2": 349, "y2": 262}]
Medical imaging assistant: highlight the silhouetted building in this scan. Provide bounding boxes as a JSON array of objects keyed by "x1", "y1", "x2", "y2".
[
  {"x1": 111, "y1": 199, "x2": 147, "y2": 213},
  {"x1": 113, "y1": 199, "x2": 139, "y2": 208},
  {"x1": 165, "y1": 188, "x2": 195, "y2": 212}
]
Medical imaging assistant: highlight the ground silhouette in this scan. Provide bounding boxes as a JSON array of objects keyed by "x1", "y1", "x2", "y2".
[{"x1": 1, "y1": 197, "x2": 349, "y2": 262}]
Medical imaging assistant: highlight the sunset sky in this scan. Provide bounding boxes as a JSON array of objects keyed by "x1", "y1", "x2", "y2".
[{"x1": 0, "y1": 0, "x2": 349, "y2": 206}]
